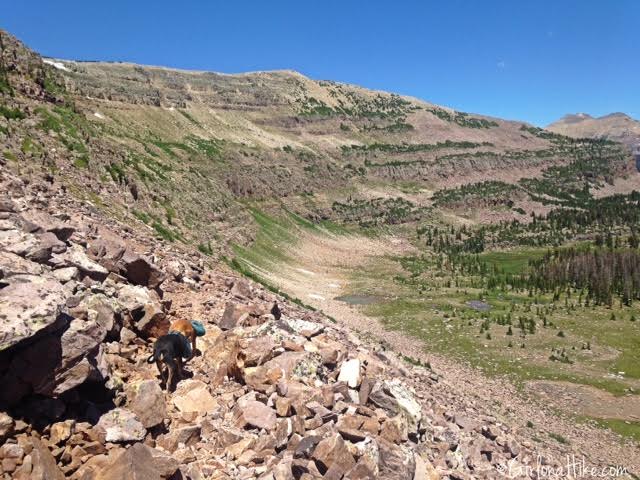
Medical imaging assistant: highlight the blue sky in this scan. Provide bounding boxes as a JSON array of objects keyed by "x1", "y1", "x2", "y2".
[{"x1": 2, "y1": 1, "x2": 638, "y2": 126}]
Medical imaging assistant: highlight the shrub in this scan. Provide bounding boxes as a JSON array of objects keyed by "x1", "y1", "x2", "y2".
[
  {"x1": 0, "y1": 105, "x2": 25, "y2": 120},
  {"x1": 198, "y1": 242, "x2": 214, "y2": 255},
  {"x1": 549, "y1": 432, "x2": 569, "y2": 444},
  {"x1": 73, "y1": 155, "x2": 89, "y2": 168}
]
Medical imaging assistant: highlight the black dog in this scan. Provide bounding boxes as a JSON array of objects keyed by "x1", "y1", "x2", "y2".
[
  {"x1": 271, "y1": 301, "x2": 282, "y2": 320},
  {"x1": 147, "y1": 333, "x2": 190, "y2": 391}
]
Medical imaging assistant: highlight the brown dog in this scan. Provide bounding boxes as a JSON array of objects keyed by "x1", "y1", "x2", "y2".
[{"x1": 170, "y1": 318, "x2": 197, "y2": 359}]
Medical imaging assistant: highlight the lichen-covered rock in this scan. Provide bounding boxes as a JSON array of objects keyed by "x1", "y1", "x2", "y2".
[
  {"x1": 0, "y1": 274, "x2": 67, "y2": 351},
  {"x1": 96, "y1": 408, "x2": 146, "y2": 443},
  {"x1": 369, "y1": 379, "x2": 422, "y2": 428}
]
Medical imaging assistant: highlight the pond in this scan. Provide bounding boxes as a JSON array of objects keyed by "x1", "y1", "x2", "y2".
[
  {"x1": 466, "y1": 300, "x2": 491, "y2": 311},
  {"x1": 334, "y1": 294, "x2": 382, "y2": 305}
]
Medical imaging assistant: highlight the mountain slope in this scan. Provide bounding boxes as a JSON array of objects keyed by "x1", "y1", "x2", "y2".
[
  {"x1": 547, "y1": 112, "x2": 640, "y2": 148},
  {"x1": 3, "y1": 28, "x2": 634, "y2": 257}
]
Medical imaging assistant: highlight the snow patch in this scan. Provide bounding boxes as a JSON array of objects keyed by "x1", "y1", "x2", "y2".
[
  {"x1": 93, "y1": 112, "x2": 105, "y2": 119},
  {"x1": 296, "y1": 268, "x2": 315, "y2": 276},
  {"x1": 308, "y1": 293, "x2": 325, "y2": 301},
  {"x1": 43, "y1": 59, "x2": 70, "y2": 72}
]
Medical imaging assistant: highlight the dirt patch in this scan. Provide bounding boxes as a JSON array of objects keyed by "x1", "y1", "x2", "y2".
[
  {"x1": 262, "y1": 231, "x2": 411, "y2": 314},
  {"x1": 527, "y1": 380, "x2": 640, "y2": 421}
]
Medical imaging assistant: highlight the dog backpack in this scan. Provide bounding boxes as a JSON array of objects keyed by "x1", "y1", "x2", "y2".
[{"x1": 190, "y1": 320, "x2": 206, "y2": 337}]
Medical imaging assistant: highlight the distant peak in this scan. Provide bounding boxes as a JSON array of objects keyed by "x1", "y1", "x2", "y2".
[
  {"x1": 553, "y1": 113, "x2": 593, "y2": 125},
  {"x1": 598, "y1": 112, "x2": 631, "y2": 120}
]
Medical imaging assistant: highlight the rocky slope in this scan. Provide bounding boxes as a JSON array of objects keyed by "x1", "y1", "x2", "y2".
[
  {"x1": 547, "y1": 112, "x2": 640, "y2": 148},
  {"x1": 2, "y1": 159, "x2": 638, "y2": 480}
]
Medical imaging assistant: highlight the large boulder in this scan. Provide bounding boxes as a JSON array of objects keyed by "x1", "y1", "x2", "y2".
[
  {"x1": 88, "y1": 239, "x2": 165, "y2": 289},
  {"x1": 261, "y1": 351, "x2": 323, "y2": 381},
  {"x1": 348, "y1": 437, "x2": 380, "y2": 479},
  {"x1": 219, "y1": 302, "x2": 251, "y2": 330},
  {"x1": 0, "y1": 290, "x2": 120, "y2": 404},
  {"x1": 156, "y1": 425, "x2": 201, "y2": 453},
  {"x1": 413, "y1": 453, "x2": 441, "y2": 480},
  {"x1": 87, "y1": 238, "x2": 127, "y2": 273},
  {"x1": 0, "y1": 197, "x2": 16, "y2": 213},
  {"x1": 0, "y1": 250, "x2": 44, "y2": 277},
  {"x1": 0, "y1": 412, "x2": 14, "y2": 440},
  {"x1": 0, "y1": 230, "x2": 37, "y2": 258},
  {"x1": 59, "y1": 317, "x2": 108, "y2": 370},
  {"x1": 50, "y1": 244, "x2": 109, "y2": 281},
  {"x1": 230, "y1": 279, "x2": 253, "y2": 299},
  {"x1": 0, "y1": 274, "x2": 67, "y2": 351},
  {"x1": 120, "y1": 251, "x2": 165, "y2": 289},
  {"x1": 125, "y1": 379, "x2": 166, "y2": 429},
  {"x1": 8, "y1": 316, "x2": 108, "y2": 399},
  {"x1": 199, "y1": 332, "x2": 244, "y2": 386},
  {"x1": 19, "y1": 209, "x2": 76, "y2": 242},
  {"x1": 81, "y1": 294, "x2": 121, "y2": 339},
  {"x1": 312, "y1": 433, "x2": 356, "y2": 478},
  {"x1": 20, "y1": 437, "x2": 65, "y2": 480},
  {"x1": 2, "y1": 230, "x2": 65, "y2": 264},
  {"x1": 337, "y1": 358, "x2": 361, "y2": 388},
  {"x1": 284, "y1": 317, "x2": 324, "y2": 338}
]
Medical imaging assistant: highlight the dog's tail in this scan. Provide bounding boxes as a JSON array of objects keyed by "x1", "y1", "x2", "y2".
[{"x1": 147, "y1": 347, "x2": 168, "y2": 364}]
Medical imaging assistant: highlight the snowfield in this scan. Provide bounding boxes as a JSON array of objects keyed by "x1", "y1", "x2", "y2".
[{"x1": 43, "y1": 59, "x2": 70, "y2": 71}]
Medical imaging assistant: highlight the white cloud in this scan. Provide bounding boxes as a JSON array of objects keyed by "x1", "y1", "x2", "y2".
[{"x1": 497, "y1": 61, "x2": 506, "y2": 69}]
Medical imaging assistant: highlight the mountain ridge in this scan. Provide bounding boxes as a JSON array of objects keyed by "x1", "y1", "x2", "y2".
[{"x1": 547, "y1": 111, "x2": 640, "y2": 148}]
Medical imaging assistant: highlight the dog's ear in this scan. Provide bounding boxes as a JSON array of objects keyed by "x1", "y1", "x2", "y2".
[{"x1": 146, "y1": 354, "x2": 155, "y2": 363}]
